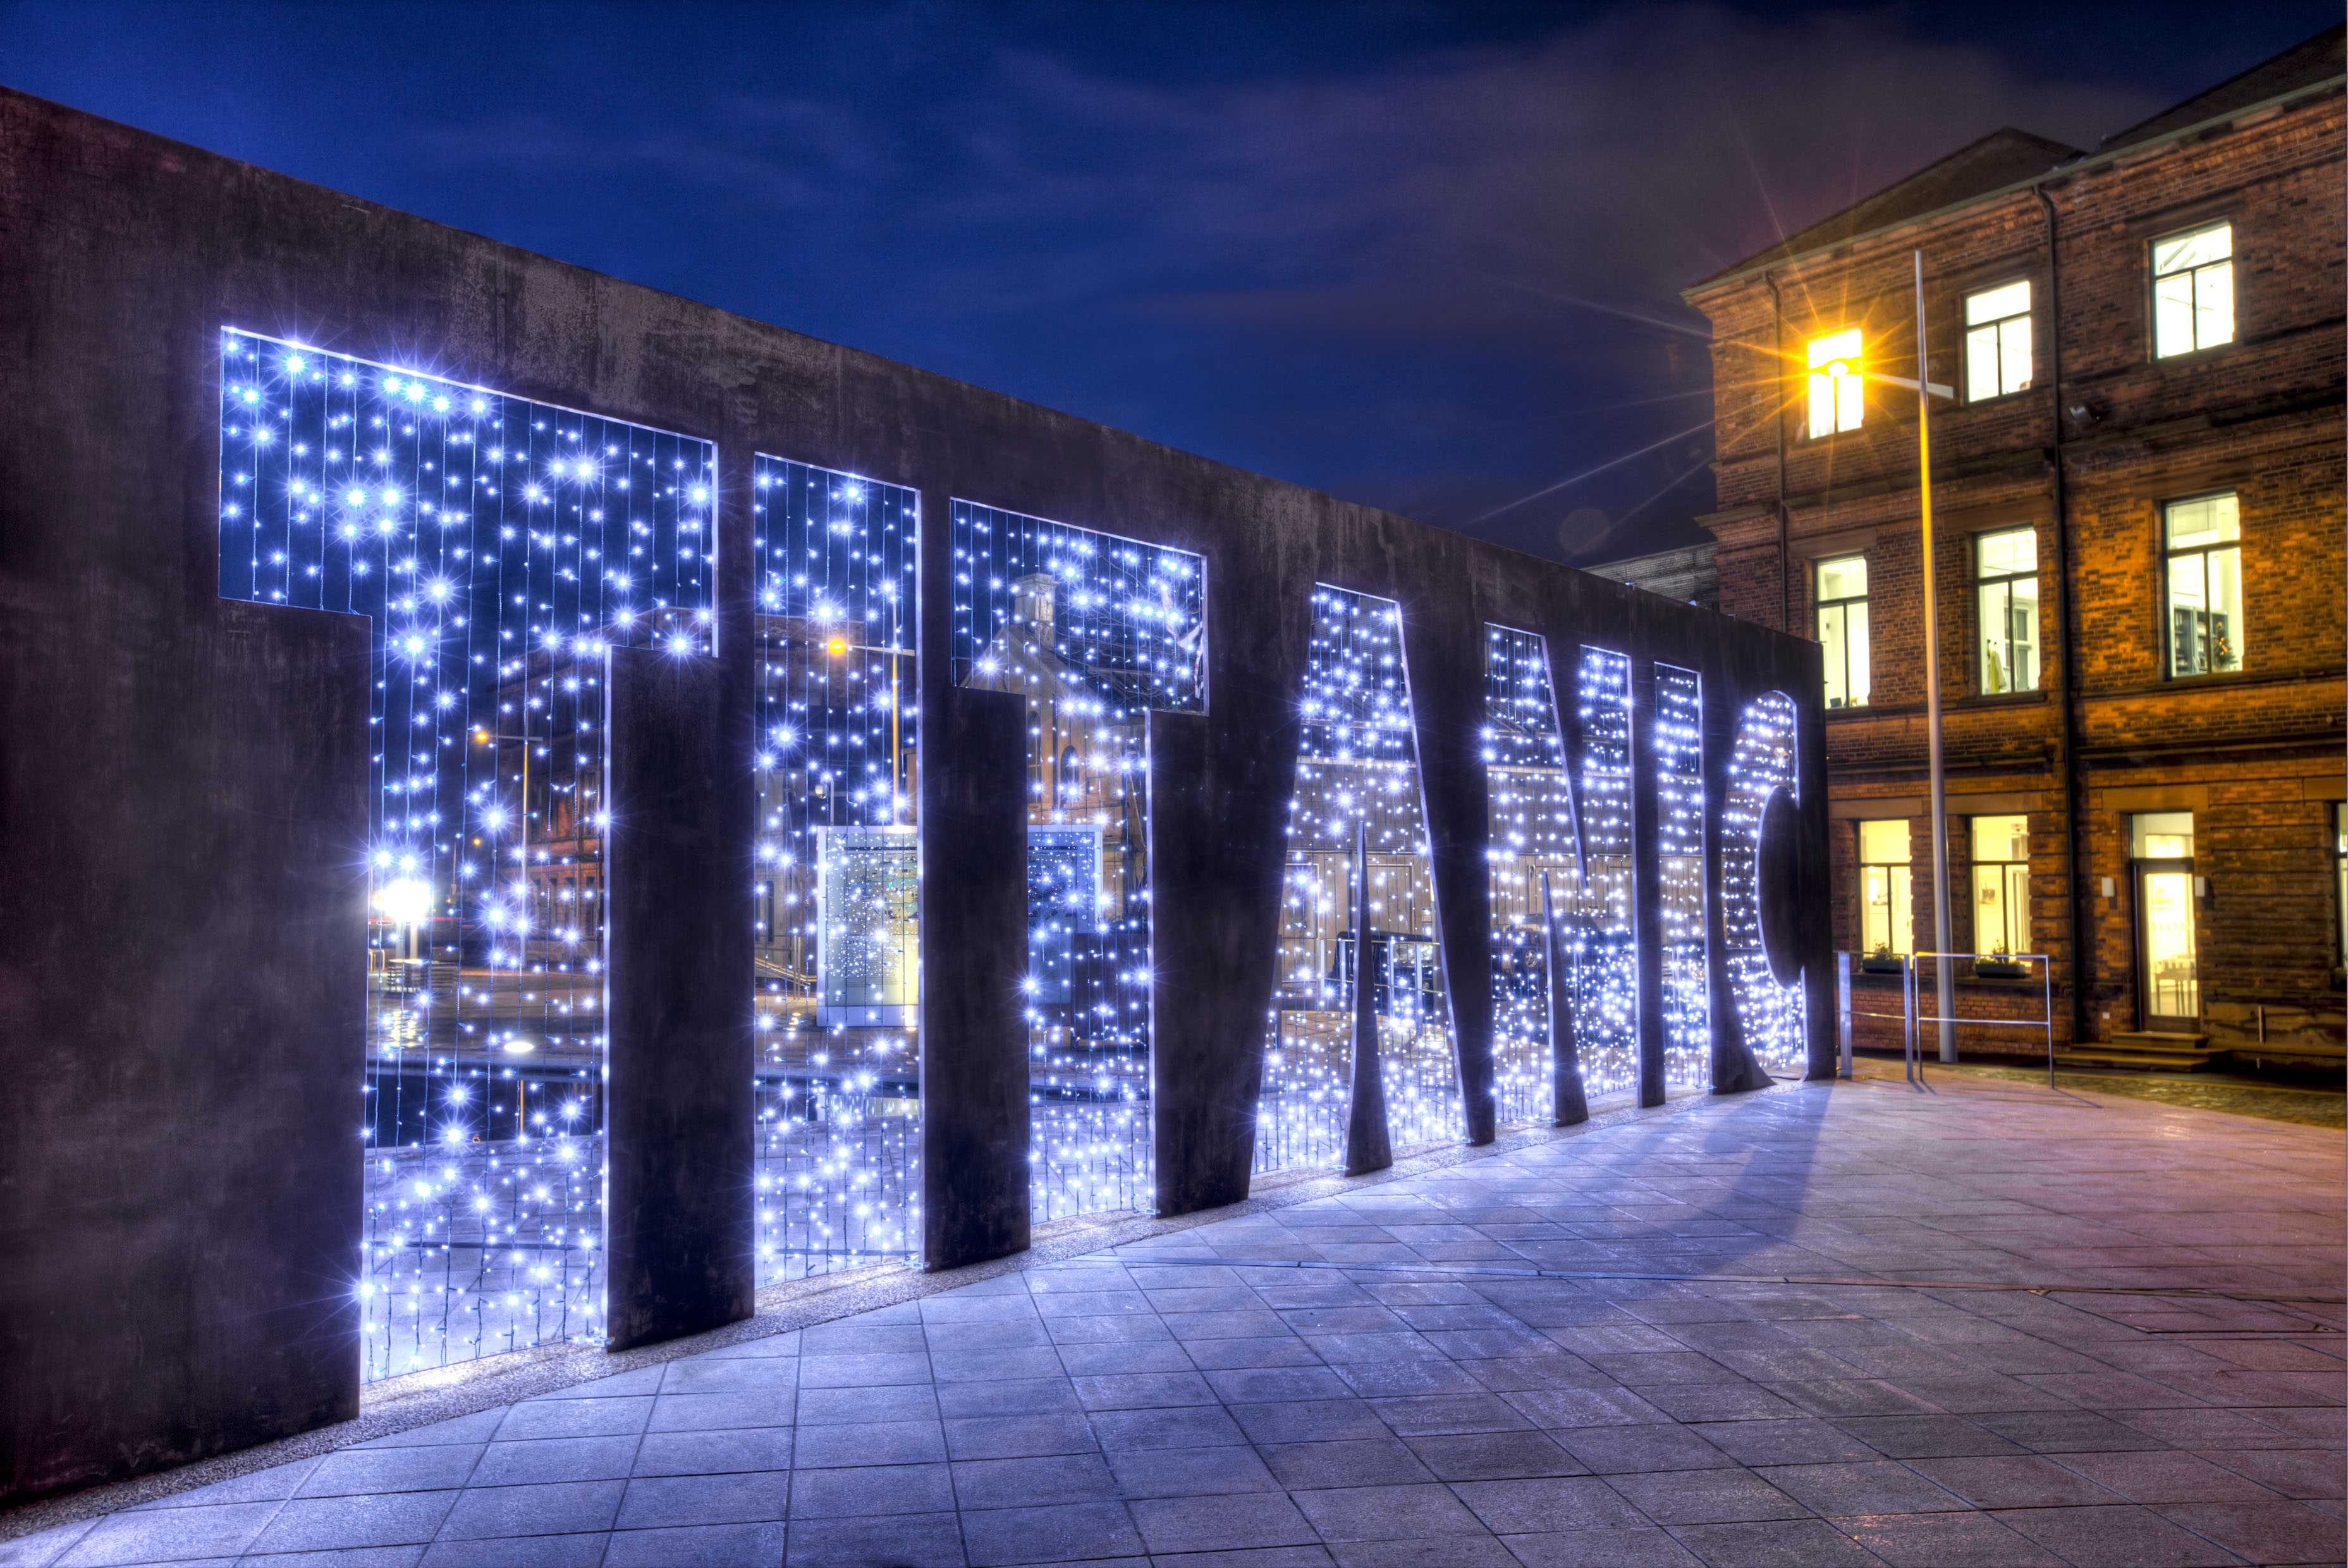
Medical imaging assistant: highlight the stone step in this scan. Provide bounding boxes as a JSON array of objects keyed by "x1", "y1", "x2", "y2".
[
  {"x1": 2058, "y1": 1036, "x2": 2232, "y2": 1073},
  {"x1": 2110, "y1": 1031, "x2": 2215, "y2": 1051}
]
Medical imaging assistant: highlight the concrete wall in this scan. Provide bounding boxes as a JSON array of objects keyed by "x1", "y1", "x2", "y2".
[{"x1": 0, "y1": 86, "x2": 1831, "y2": 1504}]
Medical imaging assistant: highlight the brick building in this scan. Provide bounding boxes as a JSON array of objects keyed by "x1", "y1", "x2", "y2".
[{"x1": 1680, "y1": 26, "x2": 2344, "y2": 1070}]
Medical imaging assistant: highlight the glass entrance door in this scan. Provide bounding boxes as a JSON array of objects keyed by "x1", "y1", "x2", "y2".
[{"x1": 2135, "y1": 865, "x2": 2199, "y2": 1030}]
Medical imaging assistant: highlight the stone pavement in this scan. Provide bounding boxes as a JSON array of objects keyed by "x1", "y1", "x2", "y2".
[{"x1": 5, "y1": 1072, "x2": 2342, "y2": 1567}]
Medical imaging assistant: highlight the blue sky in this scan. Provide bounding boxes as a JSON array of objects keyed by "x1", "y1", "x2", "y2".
[{"x1": 2, "y1": 1, "x2": 2334, "y2": 563}]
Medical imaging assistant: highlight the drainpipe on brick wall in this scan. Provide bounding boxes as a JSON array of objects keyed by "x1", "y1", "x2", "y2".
[
  {"x1": 1766, "y1": 270, "x2": 1790, "y2": 632},
  {"x1": 2034, "y1": 182, "x2": 2085, "y2": 1050}
]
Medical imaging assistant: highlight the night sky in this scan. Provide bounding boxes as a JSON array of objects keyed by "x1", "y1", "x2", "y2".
[{"x1": 2, "y1": 1, "x2": 2334, "y2": 565}]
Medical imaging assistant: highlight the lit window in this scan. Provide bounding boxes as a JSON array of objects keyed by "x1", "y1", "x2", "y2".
[
  {"x1": 1816, "y1": 556, "x2": 1869, "y2": 709},
  {"x1": 1807, "y1": 328, "x2": 1864, "y2": 436},
  {"x1": 1964, "y1": 280, "x2": 2032, "y2": 400},
  {"x1": 2333, "y1": 804, "x2": 2347, "y2": 974},
  {"x1": 1971, "y1": 815, "x2": 2029, "y2": 957},
  {"x1": 2133, "y1": 811, "x2": 2194, "y2": 861},
  {"x1": 2152, "y1": 221, "x2": 2232, "y2": 358},
  {"x1": 2163, "y1": 493, "x2": 2242, "y2": 677},
  {"x1": 1859, "y1": 819, "x2": 1912, "y2": 957},
  {"x1": 1975, "y1": 528, "x2": 2039, "y2": 694}
]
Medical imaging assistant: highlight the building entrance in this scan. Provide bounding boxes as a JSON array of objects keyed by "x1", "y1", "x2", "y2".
[{"x1": 2131, "y1": 812, "x2": 2198, "y2": 1032}]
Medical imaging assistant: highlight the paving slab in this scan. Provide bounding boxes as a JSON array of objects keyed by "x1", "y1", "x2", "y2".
[{"x1": 4, "y1": 1074, "x2": 2342, "y2": 1566}]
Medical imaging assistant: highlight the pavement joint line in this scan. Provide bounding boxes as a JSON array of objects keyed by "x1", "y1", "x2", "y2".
[
  {"x1": 1108, "y1": 1253, "x2": 2348, "y2": 1308},
  {"x1": 0, "y1": 1072, "x2": 1787, "y2": 1537}
]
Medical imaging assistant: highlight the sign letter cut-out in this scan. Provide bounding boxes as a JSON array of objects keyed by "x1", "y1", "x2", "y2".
[
  {"x1": 952, "y1": 501, "x2": 1205, "y2": 1220},
  {"x1": 216, "y1": 329, "x2": 715, "y2": 1380},
  {"x1": 1653, "y1": 665, "x2": 1709, "y2": 1091},
  {"x1": 1567, "y1": 648, "x2": 1639, "y2": 1098},
  {"x1": 1481, "y1": 627, "x2": 1585, "y2": 1124},
  {"x1": 1722, "y1": 692, "x2": 1805, "y2": 1075},
  {"x1": 751, "y1": 458, "x2": 922, "y2": 1282},
  {"x1": 1257, "y1": 587, "x2": 1458, "y2": 1174}
]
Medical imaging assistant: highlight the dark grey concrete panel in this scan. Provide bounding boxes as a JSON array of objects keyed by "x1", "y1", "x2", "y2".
[
  {"x1": 1541, "y1": 870, "x2": 1591, "y2": 1125},
  {"x1": 1630, "y1": 661, "x2": 1668, "y2": 1108},
  {"x1": 1795, "y1": 675, "x2": 1837, "y2": 1079},
  {"x1": 1145, "y1": 542, "x2": 1311, "y2": 1218},
  {"x1": 0, "y1": 590, "x2": 372, "y2": 1503},
  {"x1": 1, "y1": 96, "x2": 380, "y2": 1503},
  {"x1": 604, "y1": 649, "x2": 755, "y2": 1351},
  {"x1": 1396, "y1": 563, "x2": 1498, "y2": 1147},
  {"x1": 1343, "y1": 821, "x2": 1394, "y2": 1176},
  {"x1": 917, "y1": 686, "x2": 1031, "y2": 1268}
]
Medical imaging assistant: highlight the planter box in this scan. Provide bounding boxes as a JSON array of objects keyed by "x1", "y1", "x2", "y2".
[
  {"x1": 1973, "y1": 960, "x2": 2029, "y2": 979},
  {"x1": 1860, "y1": 959, "x2": 1905, "y2": 975}
]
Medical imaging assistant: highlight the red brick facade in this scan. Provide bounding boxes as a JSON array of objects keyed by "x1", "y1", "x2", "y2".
[{"x1": 1684, "y1": 34, "x2": 2345, "y2": 1067}]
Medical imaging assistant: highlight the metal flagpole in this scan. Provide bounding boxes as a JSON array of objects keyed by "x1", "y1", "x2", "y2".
[{"x1": 1914, "y1": 250, "x2": 1956, "y2": 1063}]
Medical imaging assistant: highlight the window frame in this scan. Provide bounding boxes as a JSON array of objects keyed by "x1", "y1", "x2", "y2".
[
  {"x1": 1857, "y1": 818, "x2": 1913, "y2": 957},
  {"x1": 2149, "y1": 219, "x2": 2235, "y2": 360},
  {"x1": 1814, "y1": 554, "x2": 1871, "y2": 710},
  {"x1": 2332, "y1": 803, "x2": 2346, "y2": 975},
  {"x1": 1805, "y1": 327, "x2": 1865, "y2": 439},
  {"x1": 2160, "y1": 491, "x2": 2244, "y2": 680},
  {"x1": 1969, "y1": 814, "x2": 2031, "y2": 958},
  {"x1": 1962, "y1": 278, "x2": 2034, "y2": 403},
  {"x1": 1973, "y1": 527, "x2": 2041, "y2": 695}
]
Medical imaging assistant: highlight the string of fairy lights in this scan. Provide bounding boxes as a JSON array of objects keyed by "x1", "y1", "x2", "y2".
[
  {"x1": 952, "y1": 501, "x2": 1205, "y2": 1222},
  {"x1": 1654, "y1": 665, "x2": 1710, "y2": 1090},
  {"x1": 220, "y1": 334, "x2": 1814, "y2": 1378},
  {"x1": 752, "y1": 458, "x2": 922, "y2": 1282},
  {"x1": 1259, "y1": 587, "x2": 1460, "y2": 1173},
  {"x1": 217, "y1": 329, "x2": 714, "y2": 1381},
  {"x1": 1568, "y1": 647, "x2": 1641, "y2": 1097},
  {"x1": 1481, "y1": 627, "x2": 1579, "y2": 1125},
  {"x1": 1725, "y1": 692, "x2": 1806, "y2": 1074}
]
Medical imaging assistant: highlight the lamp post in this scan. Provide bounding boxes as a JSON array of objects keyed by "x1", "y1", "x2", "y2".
[
  {"x1": 1825, "y1": 251, "x2": 1959, "y2": 1061},
  {"x1": 1912, "y1": 251, "x2": 1956, "y2": 1063},
  {"x1": 817, "y1": 625, "x2": 915, "y2": 811}
]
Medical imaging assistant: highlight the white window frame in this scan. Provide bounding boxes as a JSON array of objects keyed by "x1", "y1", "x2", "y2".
[
  {"x1": 1974, "y1": 527, "x2": 2039, "y2": 694},
  {"x1": 1964, "y1": 279, "x2": 2033, "y2": 401},
  {"x1": 2162, "y1": 492, "x2": 2244, "y2": 678},
  {"x1": 1970, "y1": 815, "x2": 2031, "y2": 958},
  {"x1": 1816, "y1": 555, "x2": 1870, "y2": 709},
  {"x1": 2151, "y1": 221, "x2": 2234, "y2": 359}
]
